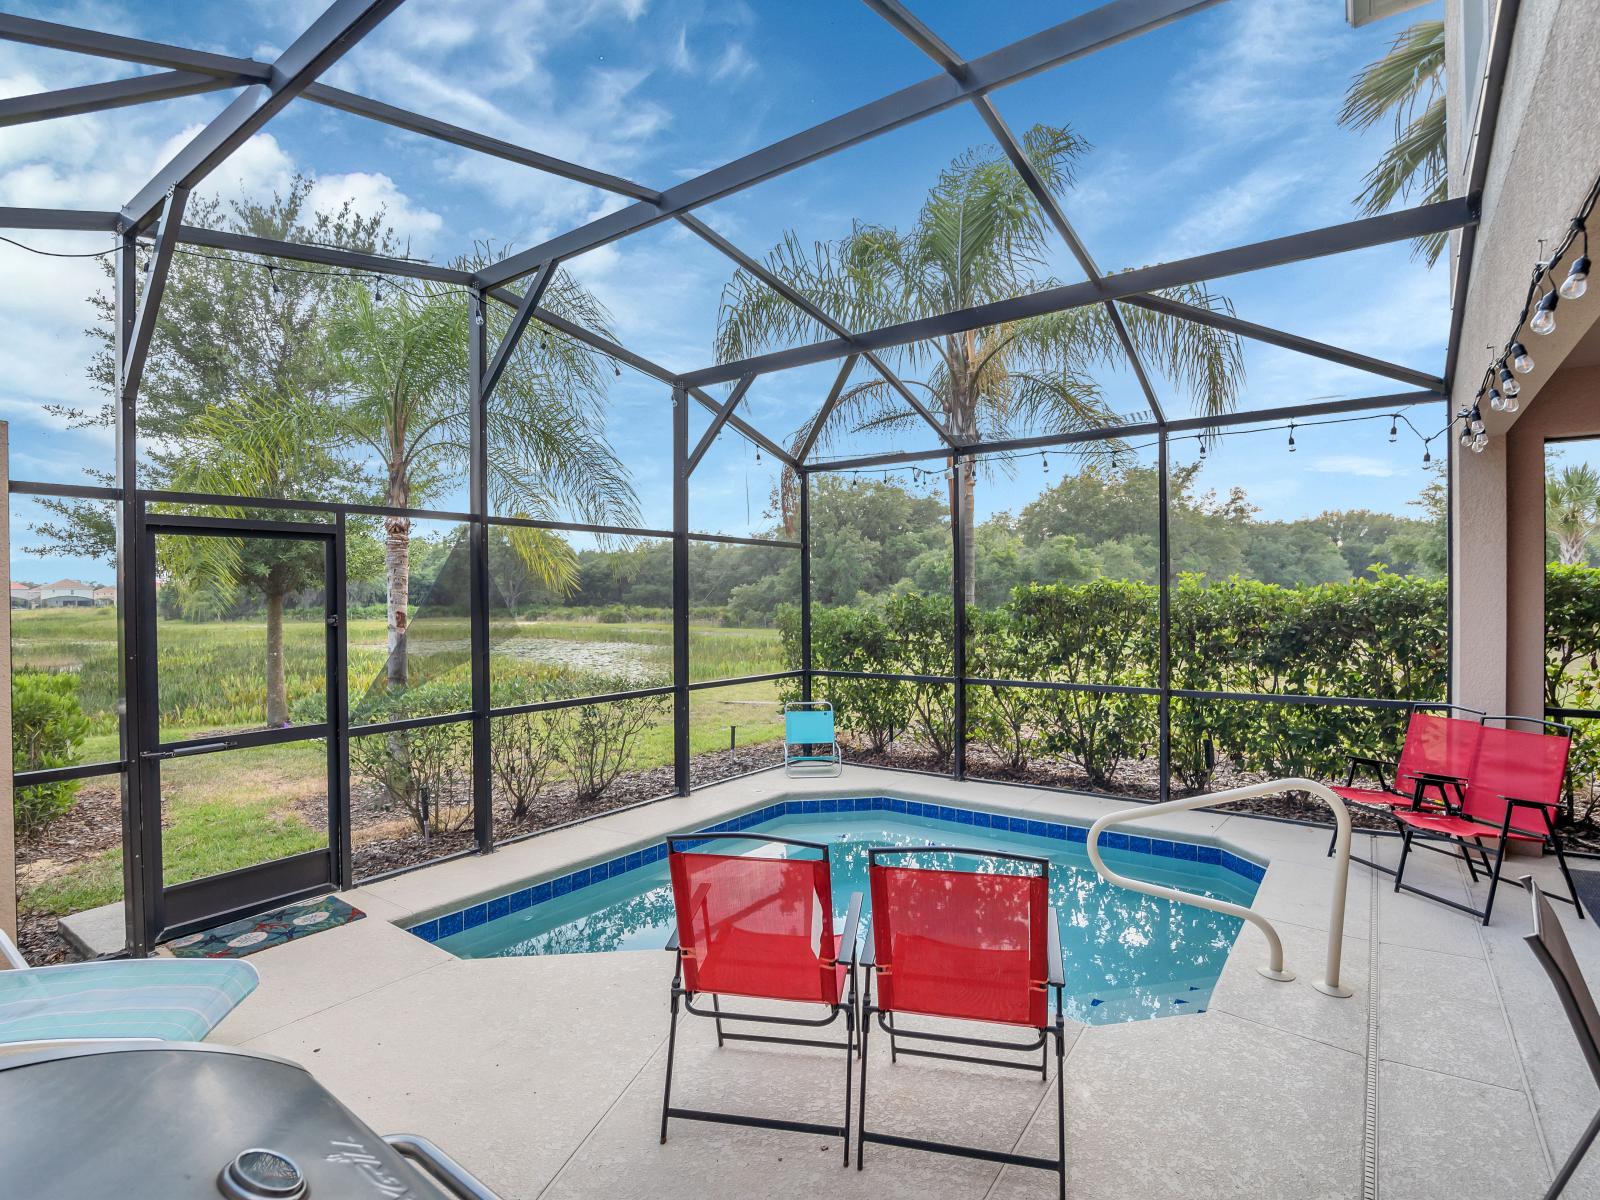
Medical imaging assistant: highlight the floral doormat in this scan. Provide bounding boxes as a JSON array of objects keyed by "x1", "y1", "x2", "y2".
[{"x1": 167, "y1": 895, "x2": 365, "y2": 959}]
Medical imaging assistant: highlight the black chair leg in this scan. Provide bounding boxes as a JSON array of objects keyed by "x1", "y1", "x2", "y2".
[
  {"x1": 1547, "y1": 823, "x2": 1587, "y2": 921},
  {"x1": 660, "y1": 989, "x2": 681, "y2": 1145},
  {"x1": 1545, "y1": 1105, "x2": 1600, "y2": 1199},
  {"x1": 856, "y1": 1001, "x2": 872, "y2": 1171},
  {"x1": 1482, "y1": 828, "x2": 1513, "y2": 927},
  {"x1": 1055, "y1": 1022, "x2": 1067, "y2": 1200},
  {"x1": 711, "y1": 993, "x2": 724, "y2": 1047},
  {"x1": 1394, "y1": 828, "x2": 1415, "y2": 893},
  {"x1": 1458, "y1": 838, "x2": 1481, "y2": 883},
  {"x1": 842, "y1": 1003, "x2": 854, "y2": 1166}
]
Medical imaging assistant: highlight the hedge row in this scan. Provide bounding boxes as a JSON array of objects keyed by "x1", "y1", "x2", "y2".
[{"x1": 779, "y1": 572, "x2": 1454, "y2": 791}]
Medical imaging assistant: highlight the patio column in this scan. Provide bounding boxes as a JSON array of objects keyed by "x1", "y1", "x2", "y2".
[{"x1": 1451, "y1": 435, "x2": 1509, "y2": 711}]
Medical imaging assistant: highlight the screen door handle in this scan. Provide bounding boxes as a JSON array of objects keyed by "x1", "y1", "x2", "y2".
[{"x1": 140, "y1": 740, "x2": 236, "y2": 761}]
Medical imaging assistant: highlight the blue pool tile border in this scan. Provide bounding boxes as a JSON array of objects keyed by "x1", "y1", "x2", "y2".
[{"x1": 408, "y1": 796, "x2": 1267, "y2": 943}]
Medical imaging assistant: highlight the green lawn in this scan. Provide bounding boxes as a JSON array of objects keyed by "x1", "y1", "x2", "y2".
[{"x1": 12, "y1": 606, "x2": 788, "y2": 920}]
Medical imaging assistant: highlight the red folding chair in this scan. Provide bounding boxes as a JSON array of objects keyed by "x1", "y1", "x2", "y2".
[
  {"x1": 856, "y1": 847, "x2": 1066, "y2": 1198},
  {"x1": 1393, "y1": 718, "x2": 1585, "y2": 926},
  {"x1": 660, "y1": 833, "x2": 862, "y2": 1162},
  {"x1": 1331, "y1": 704, "x2": 1484, "y2": 875}
]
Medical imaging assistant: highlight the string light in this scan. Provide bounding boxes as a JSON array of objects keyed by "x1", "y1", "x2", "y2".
[
  {"x1": 1287, "y1": 422, "x2": 1296, "y2": 452},
  {"x1": 1559, "y1": 224, "x2": 1590, "y2": 299},
  {"x1": 1466, "y1": 170, "x2": 1600, "y2": 454},
  {"x1": 1388, "y1": 417, "x2": 1398, "y2": 443}
]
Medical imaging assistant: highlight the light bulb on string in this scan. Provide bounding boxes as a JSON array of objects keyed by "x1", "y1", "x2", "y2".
[
  {"x1": 1510, "y1": 341, "x2": 1535, "y2": 374},
  {"x1": 474, "y1": 310, "x2": 484, "y2": 327},
  {"x1": 1287, "y1": 422, "x2": 1296, "y2": 453},
  {"x1": 1388, "y1": 417, "x2": 1398, "y2": 443},
  {"x1": 265, "y1": 263, "x2": 280, "y2": 299},
  {"x1": 1422, "y1": 442, "x2": 1432, "y2": 465},
  {"x1": 1502, "y1": 389, "x2": 1521, "y2": 414},
  {"x1": 1488, "y1": 386, "x2": 1504, "y2": 413},
  {"x1": 1041, "y1": 451, "x2": 1049, "y2": 474},
  {"x1": 1531, "y1": 286, "x2": 1559, "y2": 335},
  {"x1": 1560, "y1": 228, "x2": 1589, "y2": 300},
  {"x1": 1498, "y1": 364, "x2": 1520, "y2": 398},
  {"x1": 613, "y1": 361, "x2": 621, "y2": 377},
  {"x1": 1471, "y1": 431, "x2": 1488, "y2": 453}
]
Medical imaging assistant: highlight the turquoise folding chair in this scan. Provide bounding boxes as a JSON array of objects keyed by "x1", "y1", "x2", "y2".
[
  {"x1": 785, "y1": 701, "x2": 843, "y2": 777},
  {"x1": 0, "y1": 928, "x2": 257, "y2": 1045}
]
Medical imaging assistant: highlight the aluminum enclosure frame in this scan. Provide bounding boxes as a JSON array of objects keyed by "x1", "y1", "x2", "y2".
[{"x1": 0, "y1": 0, "x2": 1489, "y2": 954}]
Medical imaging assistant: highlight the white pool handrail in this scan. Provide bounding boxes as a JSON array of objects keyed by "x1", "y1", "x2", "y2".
[{"x1": 1086, "y1": 777, "x2": 1354, "y2": 999}]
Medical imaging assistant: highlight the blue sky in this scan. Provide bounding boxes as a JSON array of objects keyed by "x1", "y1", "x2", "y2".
[{"x1": 0, "y1": 0, "x2": 1452, "y2": 583}]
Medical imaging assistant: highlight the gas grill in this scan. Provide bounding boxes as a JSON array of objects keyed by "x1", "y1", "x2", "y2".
[{"x1": 0, "y1": 1041, "x2": 504, "y2": 1200}]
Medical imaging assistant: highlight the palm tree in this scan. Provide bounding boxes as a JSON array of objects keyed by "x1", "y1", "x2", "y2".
[
  {"x1": 1548, "y1": 464, "x2": 1600, "y2": 565},
  {"x1": 1340, "y1": 19, "x2": 1447, "y2": 266},
  {"x1": 714, "y1": 125, "x2": 1244, "y2": 603},
  {"x1": 329, "y1": 265, "x2": 638, "y2": 695},
  {"x1": 159, "y1": 387, "x2": 358, "y2": 726}
]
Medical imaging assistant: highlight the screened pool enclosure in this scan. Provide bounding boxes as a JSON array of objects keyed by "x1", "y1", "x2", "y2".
[{"x1": 1, "y1": 0, "x2": 1496, "y2": 956}]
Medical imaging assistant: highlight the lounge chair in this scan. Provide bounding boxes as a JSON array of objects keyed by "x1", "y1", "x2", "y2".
[
  {"x1": 1393, "y1": 718, "x2": 1584, "y2": 926},
  {"x1": 0, "y1": 928, "x2": 258, "y2": 1045},
  {"x1": 784, "y1": 700, "x2": 843, "y2": 777},
  {"x1": 856, "y1": 847, "x2": 1067, "y2": 1198},
  {"x1": 1522, "y1": 877, "x2": 1600, "y2": 1198},
  {"x1": 1332, "y1": 703, "x2": 1484, "y2": 816},
  {"x1": 660, "y1": 832, "x2": 862, "y2": 1162}
]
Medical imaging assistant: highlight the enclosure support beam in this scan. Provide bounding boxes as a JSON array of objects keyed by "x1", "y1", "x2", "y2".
[
  {"x1": 477, "y1": 0, "x2": 1219, "y2": 286},
  {"x1": 480, "y1": 290, "x2": 798, "y2": 470},
  {"x1": 1122, "y1": 294, "x2": 1446, "y2": 392},
  {"x1": 686, "y1": 376, "x2": 755, "y2": 476},
  {"x1": 861, "y1": 0, "x2": 1173, "y2": 426},
  {"x1": 1157, "y1": 431, "x2": 1172, "y2": 804},
  {"x1": 951, "y1": 454, "x2": 967, "y2": 782},
  {"x1": 113, "y1": 232, "x2": 153, "y2": 957},
  {"x1": 123, "y1": 186, "x2": 189, "y2": 414},
  {"x1": 468, "y1": 289, "x2": 494, "y2": 854},
  {"x1": 677, "y1": 214, "x2": 960, "y2": 450},
  {"x1": 1443, "y1": 0, "x2": 1519, "y2": 388},
  {"x1": 121, "y1": 0, "x2": 405, "y2": 229},
  {"x1": 672, "y1": 387, "x2": 692, "y2": 796},
  {"x1": 798, "y1": 356, "x2": 860, "y2": 465},
  {"x1": 482, "y1": 261, "x2": 556, "y2": 402},
  {"x1": 680, "y1": 200, "x2": 1477, "y2": 386},
  {"x1": 0, "y1": 70, "x2": 244, "y2": 127},
  {"x1": 800, "y1": 473, "x2": 813, "y2": 703}
]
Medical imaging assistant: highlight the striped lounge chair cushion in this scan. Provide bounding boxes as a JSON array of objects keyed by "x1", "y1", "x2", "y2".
[{"x1": 0, "y1": 958, "x2": 259, "y2": 1044}]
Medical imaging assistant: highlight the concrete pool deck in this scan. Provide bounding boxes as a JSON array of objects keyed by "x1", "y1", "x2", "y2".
[{"x1": 207, "y1": 767, "x2": 1600, "y2": 1199}]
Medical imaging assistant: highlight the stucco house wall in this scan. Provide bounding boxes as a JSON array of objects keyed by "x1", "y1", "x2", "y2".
[{"x1": 1447, "y1": 0, "x2": 1600, "y2": 710}]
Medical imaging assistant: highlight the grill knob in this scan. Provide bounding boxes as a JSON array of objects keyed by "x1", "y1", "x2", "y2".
[{"x1": 218, "y1": 1148, "x2": 307, "y2": 1199}]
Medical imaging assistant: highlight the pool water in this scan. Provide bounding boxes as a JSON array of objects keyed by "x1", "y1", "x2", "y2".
[{"x1": 432, "y1": 809, "x2": 1261, "y2": 1024}]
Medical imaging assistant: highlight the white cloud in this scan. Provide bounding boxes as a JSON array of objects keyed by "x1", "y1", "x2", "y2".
[
  {"x1": 711, "y1": 44, "x2": 756, "y2": 84},
  {"x1": 307, "y1": 170, "x2": 443, "y2": 252},
  {"x1": 1309, "y1": 454, "x2": 1404, "y2": 478}
]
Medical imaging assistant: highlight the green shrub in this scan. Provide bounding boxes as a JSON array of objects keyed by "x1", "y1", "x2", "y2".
[{"x1": 12, "y1": 672, "x2": 92, "y2": 838}]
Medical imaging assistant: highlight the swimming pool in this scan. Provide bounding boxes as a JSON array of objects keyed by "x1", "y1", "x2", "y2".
[{"x1": 408, "y1": 796, "x2": 1265, "y2": 1024}]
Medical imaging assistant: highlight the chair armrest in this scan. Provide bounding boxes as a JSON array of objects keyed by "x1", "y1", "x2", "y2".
[
  {"x1": 1348, "y1": 755, "x2": 1396, "y2": 771},
  {"x1": 664, "y1": 926, "x2": 679, "y2": 953},
  {"x1": 838, "y1": 892, "x2": 864, "y2": 965},
  {"x1": 1405, "y1": 769, "x2": 1467, "y2": 785},
  {"x1": 0, "y1": 928, "x2": 27, "y2": 971},
  {"x1": 1047, "y1": 908, "x2": 1064, "y2": 988},
  {"x1": 857, "y1": 925, "x2": 876, "y2": 970}
]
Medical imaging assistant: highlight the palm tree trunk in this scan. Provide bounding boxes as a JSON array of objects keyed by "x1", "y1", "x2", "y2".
[
  {"x1": 1559, "y1": 531, "x2": 1590, "y2": 565},
  {"x1": 946, "y1": 353, "x2": 979, "y2": 606},
  {"x1": 385, "y1": 514, "x2": 411, "y2": 691},
  {"x1": 264, "y1": 586, "x2": 289, "y2": 727}
]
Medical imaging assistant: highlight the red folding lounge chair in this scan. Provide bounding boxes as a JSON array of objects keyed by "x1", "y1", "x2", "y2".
[
  {"x1": 856, "y1": 847, "x2": 1066, "y2": 1198},
  {"x1": 1393, "y1": 718, "x2": 1585, "y2": 926},
  {"x1": 1523, "y1": 876, "x2": 1600, "y2": 1198},
  {"x1": 1333, "y1": 704, "x2": 1484, "y2": 815},
  {"x1": 660, "y1": 832, "x2": 863, "y2": 1162}
]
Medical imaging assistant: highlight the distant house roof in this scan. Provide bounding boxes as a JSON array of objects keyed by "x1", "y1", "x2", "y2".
[{"x1": 40, "y1": 579, "x2": 92, "y2": 590}]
